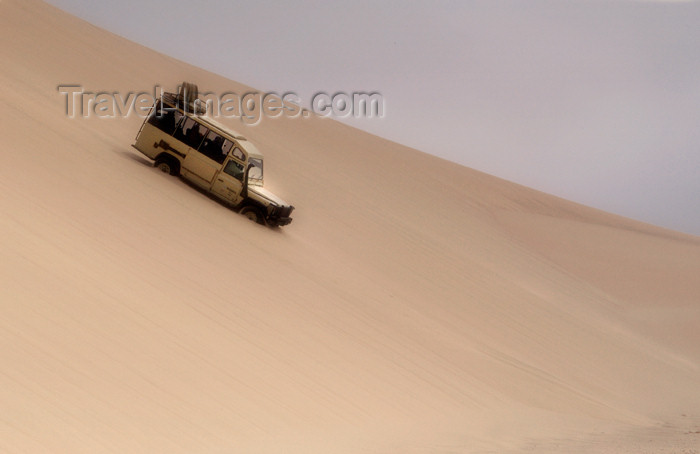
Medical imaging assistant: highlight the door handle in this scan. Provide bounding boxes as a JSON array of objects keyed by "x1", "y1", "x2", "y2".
[{"x1": 217, "y1": 178, "x2": 224, "y2": 182}]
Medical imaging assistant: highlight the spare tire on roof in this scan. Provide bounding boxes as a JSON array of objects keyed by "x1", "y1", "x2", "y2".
[{"x1": 178, "y1": 82, "x2": 198, "y2": 105}]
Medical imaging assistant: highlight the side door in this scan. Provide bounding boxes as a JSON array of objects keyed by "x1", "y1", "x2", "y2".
[
  {"x1": 178, "y1": 118, "x2": 219, "y2": 188},
  {"x1": 210, "y1": 151, "x2": 247, "y2": 206}
]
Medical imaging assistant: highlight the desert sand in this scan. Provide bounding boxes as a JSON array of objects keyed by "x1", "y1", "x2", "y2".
[{"x1": 1, "y1": 1, "x2": 699, "y2": 453}]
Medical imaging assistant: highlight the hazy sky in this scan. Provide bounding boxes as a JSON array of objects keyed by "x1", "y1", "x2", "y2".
[{"x1": 47, "y1": 0, "x2": 700, "y2": 235}]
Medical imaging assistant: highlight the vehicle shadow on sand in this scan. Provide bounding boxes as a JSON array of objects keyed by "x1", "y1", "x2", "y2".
[{"x1": 113, "y1": 148, "x2": 153, "y2": 168}]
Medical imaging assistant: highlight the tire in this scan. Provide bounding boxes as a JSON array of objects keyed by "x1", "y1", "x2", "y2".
[
  {"x1": 154, "y1": 156, "x2": 179, "y2": 176},
  {"x1": 179, "y1": 82, "x2": 198, "y2": 105},
  {"x1": 240, "y1": 206, "x2": 265, "y2": 225}
]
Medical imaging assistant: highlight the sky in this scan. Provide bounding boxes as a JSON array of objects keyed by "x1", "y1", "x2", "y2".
[{"x1": 46, "y1": 0, "x2": 700, "y2": 235}]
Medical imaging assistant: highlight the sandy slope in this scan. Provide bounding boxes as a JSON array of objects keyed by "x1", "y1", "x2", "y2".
[{"x1": 1, "y1": 1, "x2": 700, "y2": 452}]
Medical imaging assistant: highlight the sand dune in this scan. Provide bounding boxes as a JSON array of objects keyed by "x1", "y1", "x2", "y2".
[{"x1": 2, "y1": 1, "x2": 699, "y2": 452}]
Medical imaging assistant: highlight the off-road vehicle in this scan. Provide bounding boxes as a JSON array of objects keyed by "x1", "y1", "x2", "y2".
[{"x1": 132, "y1": 82, "x2": 294, "y2": 226}]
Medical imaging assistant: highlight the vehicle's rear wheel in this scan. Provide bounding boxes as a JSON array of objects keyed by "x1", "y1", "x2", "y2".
[
  {"x1": 240, "y1": 206, "x2": 265, "y2": 225},
  {"x1": 154, "y1": 156, "x2": 179, "y2": 176}
]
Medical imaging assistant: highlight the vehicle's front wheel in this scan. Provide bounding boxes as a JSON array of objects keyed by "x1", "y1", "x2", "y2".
[{"x1": 240, "y1": 206, "x2": 265, "y2": 225}]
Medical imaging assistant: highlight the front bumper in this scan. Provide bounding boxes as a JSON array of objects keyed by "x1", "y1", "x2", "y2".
[
  {"x1": 269, "y1": 216, "x2": 293, "y2": 227},
  {"x1": 267, "y1": 205, "x2": 294, "y2": 227}
]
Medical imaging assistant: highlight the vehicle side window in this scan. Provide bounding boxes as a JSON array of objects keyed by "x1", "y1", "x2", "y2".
[
  {"x1": 175, "y1": 117, "x2": 207, "y2": 150},
  {"x1": 230, "y1": 147, "x2": 245, "y2": 161},
  {"x1": 147, "y1": 105, "x2": 181, "y2": 135},
  {"x1": 200, "y1": 130, "x2": 231, "y2": 164},
  {"x1": 173, "y1": 111, "x2": 184, "y2": 131},
  {"x1": 220, "y1": 137, "x2": 234, "y2": 156},
  {"x1": 223, "y1": 159, "x2": 245, "y2": 181}
]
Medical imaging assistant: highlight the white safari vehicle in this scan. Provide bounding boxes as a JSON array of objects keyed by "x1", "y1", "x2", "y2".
[{"x1": 132, "y1": 83, "x2": 294, "y2": 226}]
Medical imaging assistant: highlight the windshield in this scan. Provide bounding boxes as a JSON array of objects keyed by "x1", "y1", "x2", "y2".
[{"x1": 248, "y1": 157, "x2": 263, "y2": 182}]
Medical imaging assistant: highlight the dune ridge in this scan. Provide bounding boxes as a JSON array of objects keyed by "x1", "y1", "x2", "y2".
[{"x1": 2, "y1": 1, "x2": 699, "y2": 452}]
